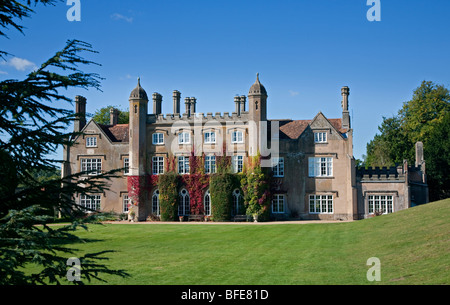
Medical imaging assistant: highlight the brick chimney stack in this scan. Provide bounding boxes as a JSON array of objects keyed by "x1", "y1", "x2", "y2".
[
  {"x1": 74, "y1": 95, "x2": 87, "y2": 132},
  {"x1": 190, "y1": 97, "x2": 196, "y2": 116},
  {"x1": 185, "y1": 97, "x2": 191, "y2": 117},
  {"x1": 110, "y1": 107, "x2": 120, "y2": 125},
  {"x1": 240, "y1": 95, "x2": 246, "y2": 112},
  {"x1": 234, "y1": 96, "x2": 241, "y2": 115},
  {"x1": 173, "y1": 90, "x2": 181, "y2": 114},
  {"x1": 152, "y1": 92, "x2": 162, "y2": 115},
  {"x1": 341, "y1": 86, "x2": 350, "y2": 130}
]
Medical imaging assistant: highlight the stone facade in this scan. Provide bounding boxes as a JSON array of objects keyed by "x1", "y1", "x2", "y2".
[{"x1": 62, "y1": 75, "x2": 428, "y2": 221}]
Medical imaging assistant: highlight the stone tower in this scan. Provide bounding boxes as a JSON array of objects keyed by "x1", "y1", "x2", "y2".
[
  {"x1": 248, "y1": 73, "x2": 268, "y2": 122},
  {"x1": 129, "y1": 78, "x2": 148, "y2": 176},
  {"x1": 248, "y1": 73, "x2": 268, "y2": 156},
  {"x1": 128, "y1": 78, "x2": 148, "y2": 221}
]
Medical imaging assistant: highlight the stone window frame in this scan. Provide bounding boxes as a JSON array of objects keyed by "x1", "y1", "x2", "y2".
[
  {"x1": 80, "y1": 158, "x2": 102, "y2": 176},
  {"x1": 152, "y1": 156, "x2": 164, "y2": 175},
  {"x1": 367, "y1": 194, "x2": 395, "y2": 215},
  {"x1": 314, "y1": 132, "x2": 327, "y2": 143},
  {"x1": 152, "y1": 189, "x2": 160, "y2": 216},
  {"x1": 203, "y1": 131, "x2": 216, "y2": 144},
  {"x1": 80, "y1": 194, "x2": 101, "y2": 212},
  {"x1": 204, "y1": 189, "x2": 211, "y2": 216},
  {"x1": 178, "y1": 188, "x2": 190, "y2": 216},
  {"x1": 85, "y1": 136, "x2": 97, "y2": 148},
  {"x1": 232, "y1": 189, "x2": 244, "y2": 216},
  {"x1": 204, "y1": 155, "x2": 216, "y2": 174},
  {"x1": 122, "y1": 194, "x2": 130, "y2": 213},
  {"x1": 178, "y1": 131, "x2": 191, "y2": 145},
  {"x1": 231, "y1": 130, "x2": 244, "y2": 144},
  {"x1": 308, "y1": 157, "x2": 333, "y2": 177},
  {"x1": 177, "y1": 155, "x2": 190, "y2": 175},
  {"x1": 232, "y1": 155, "x2": 244, "y2": 173},
  {"x1": 308, "y1": 194, "x2": 334, "y2": 214},
  {"x1": 272, "y1": 194, "x2": 286, "y2": 214},
  {"x1": 123, "y1": 157, "x2": 129, "y2": 175},
  {"x1": 152, "y1": 132, "x2": 164, "y2": 145},
  {"x1": 271, "y1": 157, "x2": 284, "y2": 177}
]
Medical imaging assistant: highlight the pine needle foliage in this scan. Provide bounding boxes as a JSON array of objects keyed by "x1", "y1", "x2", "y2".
[{"x1": 0, "y1": 1, "x2": 128, "y2": 284}]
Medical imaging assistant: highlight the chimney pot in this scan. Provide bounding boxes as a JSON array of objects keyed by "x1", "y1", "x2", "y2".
[
  {"x1": 190, "y1": 97, "x2": 197, "y2": 115},
  {"x1": 110, "y1": 107, "x2": 120, "y2": 125}
]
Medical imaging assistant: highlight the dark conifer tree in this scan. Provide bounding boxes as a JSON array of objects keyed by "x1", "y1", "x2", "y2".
[{"x1": 0, "y1": 1, "x2": 128, "y2": 284}]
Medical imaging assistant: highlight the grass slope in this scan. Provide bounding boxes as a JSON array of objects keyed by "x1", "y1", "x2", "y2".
[{"x1": 64, "y1": 199, "x2": 449, "y2": 285}]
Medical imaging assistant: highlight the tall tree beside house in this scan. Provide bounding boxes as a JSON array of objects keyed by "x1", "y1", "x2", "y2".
[
  {"x1": 364, "y1": 81, "x2": 450, "y2": 201},
  {"x1": 423, "y1": 112, "x2": 450, "y2": 200},
  {"x1": 365, "y1": 116, "x2": 409, "y2": 167},
  {"x1": 0, "y1": 0, "x2": 128, "y2": 284}
]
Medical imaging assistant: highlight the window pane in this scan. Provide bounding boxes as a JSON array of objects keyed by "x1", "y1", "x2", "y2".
[
  {"x1": 309, "y1": 195, "x2": 315, "y2": 213},
  {"x1": 308, "y1": 158, "x2": 315, "y2": 177},
  {"x1": 321, "y1": 196, "x2": 327, "y2": 212},
  {"x1": 327, "y1": 196, "x2": 333, "y2": 213},
  {"x1": 123, "y1": 195, "x2": 129, "y2": 213}
]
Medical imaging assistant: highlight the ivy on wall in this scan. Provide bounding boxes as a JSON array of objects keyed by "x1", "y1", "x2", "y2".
[
  {"x1": 210, "y1": 173, "x2": 240, "y2": 221},
  {"x1": 128, "y1": 149, "x2": 272, "y2": 221},
  {"x1": 158, "y1": 172, "x2": 179, "y2": 221},
  {"x1": 179, "y1": 151, "x2": 209, "y2": 215},
  {"x1": 127, "y1": 174, "x2": 158, "y2": 219},
  {"x1": 241, "y1": 153, "x2": 271, "y2": 221}
]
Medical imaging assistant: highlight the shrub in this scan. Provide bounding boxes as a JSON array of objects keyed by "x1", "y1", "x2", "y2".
[
  {"x1": 241, "y1": 153, "x2": 271, "y2": 222},
  {"x1": 158, "y1": 173, "x2": 179, "y2": 221},
  {"x1": 209, "y1": 173, "x2": 238, "y2": 221}
]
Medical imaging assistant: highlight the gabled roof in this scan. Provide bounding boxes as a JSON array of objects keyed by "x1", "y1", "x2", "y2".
[
  {"x1": 277, "y1": 119, "x2": 311, "y2": 140},
  {"x1": 73, "y1": 119, "x2": 129, "y2": 144},
  {"x1": 99, "y1": 124, "x2": 129, "y2": 143},
  {"x1": 272, "y1": 113, "x2": 348, "y2": 140}
]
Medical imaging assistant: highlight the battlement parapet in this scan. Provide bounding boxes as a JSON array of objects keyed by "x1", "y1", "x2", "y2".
[
  {"x1": 147, "y1": 111, "x2": 250, "y2": 124},
  {"x1": 356, "y1": 166, "x2": 403, "y2": 181}
]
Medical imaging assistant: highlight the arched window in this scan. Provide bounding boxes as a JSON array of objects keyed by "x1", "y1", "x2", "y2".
[
  {"x1": 152, "y1": 189, "x2": 160, "y2": 216},
  {"x1": 178, "y1": 189, "x2": 190, "y2": 216},
  {"x1": 204, "y1": 190, "x2": 211, "y2": 216},
  {"x1": 232, "y1": 189, "x2": 243, "y2": 216}
]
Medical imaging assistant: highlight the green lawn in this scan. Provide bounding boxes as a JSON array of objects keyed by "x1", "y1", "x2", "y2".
[{"x1": 59, "y1": 198, "x2": 449, "y2": 285}]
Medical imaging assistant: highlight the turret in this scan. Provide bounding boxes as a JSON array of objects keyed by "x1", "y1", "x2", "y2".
[
  {"x1": 248, "y1": 73, "x2": 268, "y2": 122},
  {"x1": 129, "y1": 78, "x2": 148, "y2": 176},
  {"x1": 248, "y1": 73, "x2": 268, "y2": 156}
]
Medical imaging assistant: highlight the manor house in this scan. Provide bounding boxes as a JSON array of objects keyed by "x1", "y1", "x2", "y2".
[{"x1": 62, "y1": 75, "x2": 429, "y2": 221}]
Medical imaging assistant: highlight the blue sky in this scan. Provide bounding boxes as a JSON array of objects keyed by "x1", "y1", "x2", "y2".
[{"x1": 1, "y1": 0, "x2": 450, "y2": 160}]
